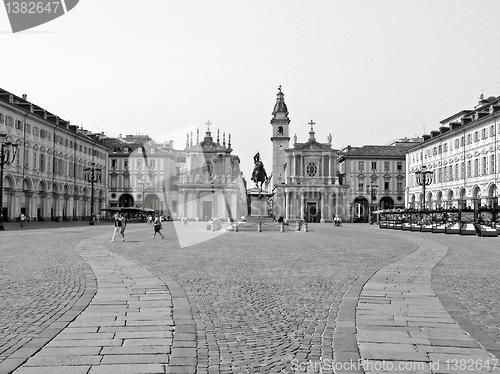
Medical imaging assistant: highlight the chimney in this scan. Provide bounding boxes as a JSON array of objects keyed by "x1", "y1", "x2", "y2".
[{"x1": 22, "y1": 94, "x2": 27, "y2": 101}]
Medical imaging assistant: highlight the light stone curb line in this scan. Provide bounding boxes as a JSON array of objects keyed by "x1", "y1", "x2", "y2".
[
  {"x1": 0, "y1": 240, "x2": 97, "y2": 374},
  {"x1": 357, "y1": 234, "x2": 498, "y2": 374}
]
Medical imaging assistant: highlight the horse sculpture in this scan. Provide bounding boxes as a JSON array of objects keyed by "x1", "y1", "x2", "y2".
[{"x1": 251, "y1": 152, "x2": 268, "y2": 192}]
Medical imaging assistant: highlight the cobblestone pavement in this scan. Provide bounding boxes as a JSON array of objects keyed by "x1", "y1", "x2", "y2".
[
  {"x1": 4, "y1": 222, "x2": 500, "y2": 373},
  {"x1": 427, "y1": 234, "x2": 500, "y2": 353},
  {"x1": 12, "y1": 231, "x2": 174, "y2": 374},
  {"x1": 107, "y1": 222, "x2": 418, "y2": 373},
  {"x1": 0, "y1": 224, "x2": 111, "y2": 374}
]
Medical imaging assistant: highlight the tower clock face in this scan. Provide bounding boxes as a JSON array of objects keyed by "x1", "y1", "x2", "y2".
[{"x1": 277, "y1": 143, "x2": 284, "y2": 150}]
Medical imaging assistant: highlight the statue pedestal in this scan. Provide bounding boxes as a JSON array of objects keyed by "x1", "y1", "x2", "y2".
[{"x1": 247, "y1": 188, "x2": 273, "y2": 218}]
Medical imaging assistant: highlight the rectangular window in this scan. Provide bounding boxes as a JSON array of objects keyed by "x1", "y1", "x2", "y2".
[
  {"x1": 177, "y1": 156, "x2": 187, "y2": 163},
  {"x1": 124, "y1": 160, "x2": 129, "y2": 169},
  {"x1": 0, "y1": 113, "x2": 3, "y2": 123},
  {"x1": 443, "y1": 143, "x2": 447, "y2": 152},
  {"x1": 474, "y1": 159, "x2": 479, "y2": 176},
  {"x1": 397, "y1": 162, "x2": 402, "y2": 171},
  {"x1": 455, "y1": 164, "x2": 459, "y2": 180},
  {"x1": 124, "y1": 177, "x2": 130, "y2": 188},
  {"x1": 40, "y1": 154, "x2": 45, "y2": 172},
  {"x1": 443, "y1": 167, "x2": 448, "y2": 182},
  {"x1": 397, "y1": 181, "x2": 402, "y2": 192},
  {"x1": 384, "y1": 161, "x2": 390, "y2": 171},
  {"x1": 449, "y1": 165, "x2": 453, "y2": 181},
  {"x1": 371, "y1": 161, "x2": 377, "y2": 171},
  {"x1": 438, "y1": 145, "x2": 442, "y2": 154},
  {"x1": 438, "y1": 168, "x2": 442, "y2": 183},
  {"x1": 137, "y1": 160, "x2": 142, "y2": 170},
  {"x1": 24, "y1": 148, "x2": 29, "y2": 168},
  {"x1": 482, "y1": 128, "x2": 487, "y2": 139},
  {"x1": 111, "y1": 159, "x2": 117, "y2": 169},
  {"x1": 111, "y1": 177, "x2": 117, "y2": 188},
  {"x1": 483, "y1": 156, "x2": 487, "y2": 175},
  {"x1": 358, "y1": 161, "x2": 364, "y2": 172},
  {"x1": 490, "y1": 125, "x2": 496, "y2": 137},
  {"x1": 491, "y1": 155, "x2": 495, "y2": 174},
  {"x1": 149, "y1": 159, "x2": 156, "y2": 170},
  {"x1": 384, "y1": 181, "x2": 389, "y2": 190},
  {"x1": 33, "y1": 151, "x2": 37, "y2": 169},
  {"x1": 358, "y1": 182, "x2": 364, "y2": 191}
]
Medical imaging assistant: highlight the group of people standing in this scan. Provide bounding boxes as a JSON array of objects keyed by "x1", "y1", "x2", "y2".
[
  {"x1": 111, "y1": 213, "x2": 127, "y2": 242},
  {"x1": 110, "y1": 213, "x2": 165, "y2": 242}
]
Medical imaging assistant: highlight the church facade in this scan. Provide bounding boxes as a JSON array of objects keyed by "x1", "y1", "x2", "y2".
[{"x1": 269, "y1": 88, "x2": 349, "y2": 222}]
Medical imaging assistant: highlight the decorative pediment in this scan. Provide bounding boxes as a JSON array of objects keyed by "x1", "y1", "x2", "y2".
[
  {"x1": 293, "y1": 140, "x2": 332, "y2": 152},
  {"x1": 193, "y1": 140, "x2": 229, "y2": 153}
]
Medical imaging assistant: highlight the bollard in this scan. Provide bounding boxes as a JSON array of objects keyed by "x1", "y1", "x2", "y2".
[
  {"x1": 303, "y1": 222, "x2": 308, "y2": 232},
  {"x1": 280, "y1": 222, "x2": 284, "y2": 232},
  {"x1": 257, "y1": 221, "x2": 262, "y2": 232},
  {"x1": 234, "y1": 223, "x2": 238, "y2": 232}
]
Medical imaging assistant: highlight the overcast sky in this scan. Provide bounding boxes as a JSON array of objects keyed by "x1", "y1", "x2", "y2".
[{"x1": 2, "y1": 1, "x2": 500, "y2": 180}]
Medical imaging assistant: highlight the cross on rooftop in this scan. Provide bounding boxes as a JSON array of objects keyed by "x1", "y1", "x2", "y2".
[
  {"x1": 206, "y1": 120, "x2": 212, "y2": 132},
  {"x1": 308, "y1": 120, "x2": 315, "y2": 131},
  {"x1": 278, "y1": 85, "x2": 282, "y2": 92}
]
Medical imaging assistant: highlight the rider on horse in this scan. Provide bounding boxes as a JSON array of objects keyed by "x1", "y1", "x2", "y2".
[{"x1": 251, "y1": 151, "x2": 267, "y2": 190}]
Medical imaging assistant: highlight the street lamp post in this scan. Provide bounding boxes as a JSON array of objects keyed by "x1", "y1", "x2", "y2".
[
  {"x1": 84, "y1": 163, "x2": 102, "y2": 226},
  {"x1": 0, "y1": 134, "x2": 19, "y2": 230},
  {"x1": 367, "y1": 183, "x2": 378, "y2": 224},
  {"x1": 415, "y1": 165, "x2": 433, "y2": 210}
]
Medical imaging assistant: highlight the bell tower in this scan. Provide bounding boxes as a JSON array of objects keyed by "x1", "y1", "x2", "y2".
[{"x1": 270, "y1": 85, "x2": 290, "y2": 186}]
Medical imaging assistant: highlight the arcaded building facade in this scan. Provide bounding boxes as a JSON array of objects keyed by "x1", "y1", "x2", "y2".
[
  {"x1": 0, "y1": 88, "x2": 107, "y2": 221},
  {"x1": 407, "y1": 95, "x2": 500, "y2": 210}
]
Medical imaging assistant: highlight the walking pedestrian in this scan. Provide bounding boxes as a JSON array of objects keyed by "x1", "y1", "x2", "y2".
[
  {"x1": 110, "y1": 213, "x2": 124, "y2": 242},
  {"x1": 152, "y1": 214, "x2": 164, "y2": 239},
  {"x1": 119, "y1": 213, "x2": 127, "y2": 241}
]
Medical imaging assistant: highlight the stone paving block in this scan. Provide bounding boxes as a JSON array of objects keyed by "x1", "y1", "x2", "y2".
[
  {"x1": 169, "y1": 357, "x2": 197, "y2": 366},
  {"x1": 171, "y1": 348, "x2": 197, "y2": 358},
  {"x1": 123, "y1": 337, "x2": 173, "y2": 346},
  {"x1": 166, "y1": 365, "x2": 197, "y2": 374},
  {"x1": 100, "y1": 353, "x2": 170, "y2": 364},
  {"x1": 45, "y1": 339, "x2": 123, "y2": 347},
  {"x1": 23, "y1": 354, "x2": 103, "y2": 366},
  {"x1": 53, "y1": 332, "x2": 115, "y2": 340},
  {"x1": 13, "y1": 366, "x2": 91, "y2": 374},
  {"x1": 101, "y1": 345, "x2": 170, "y2": 355},
  {"x1": 360, "y1": 350, "x2": 429, "y2": 362},
  {"x1": 115, "y1": 331, "x2": 172, "y2": 339},
  {"x1": 359, "y1": 342, "x2": 417, "y2": 352},
  {"x1": 429, "y1": 338, "x2": 481, "y2": 348},
  {"x1": 88, "y1": 363, "x2": 167, "y2": 374},
  {"x1": 34, "y1": 347, "x2": 102, "y2": 356}
]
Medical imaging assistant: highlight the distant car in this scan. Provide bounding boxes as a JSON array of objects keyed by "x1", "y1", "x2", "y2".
[{"x1": 162, "y1": 215, "x2": 173, "y2": 221}]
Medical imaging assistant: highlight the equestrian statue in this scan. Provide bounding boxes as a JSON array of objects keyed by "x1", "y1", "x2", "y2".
[{"x1": 251, "y1": 151, "x2": 268, "y2": 192}]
